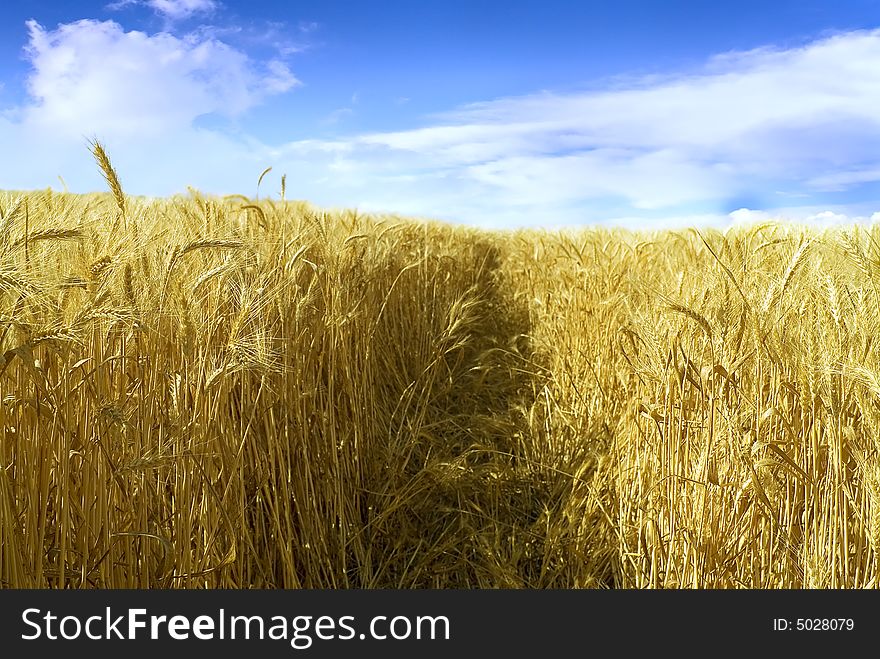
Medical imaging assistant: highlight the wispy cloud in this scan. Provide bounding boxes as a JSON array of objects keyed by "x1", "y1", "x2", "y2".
[
  {"x1": 149, "y1": 0, "x2": 218, "y2": 20},
  {"x1": 321, "y1": 107, "x2": 355, "y2": 126},
  {"x1": 254, "y1": 21, "x2": 322, "y2": 58},
  {"x1": 105, "y1": 0, "x2": 140, "y2": 11},
  {"x1": 346, "y1": 29, "x2": 880, "y2": 212},
  {"x1": 288, "y1": 28, "x2": 880, "y2": 225},
  {"x1": 107, "y1": 0, "x2": 219, "y2": 21}
]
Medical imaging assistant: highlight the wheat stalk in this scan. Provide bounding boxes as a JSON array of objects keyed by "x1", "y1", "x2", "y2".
[{"x1": 89, "y1": 139, "x2": 126, "y2": 217}]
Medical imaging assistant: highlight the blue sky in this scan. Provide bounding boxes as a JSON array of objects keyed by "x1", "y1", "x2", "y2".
[{"x1": 2, "y1": 0, "x2": 880, "y2": 228}]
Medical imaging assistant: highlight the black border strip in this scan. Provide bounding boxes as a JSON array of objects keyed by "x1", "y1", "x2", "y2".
[{"x1": 0, "y1": 589, "x2": 873, "y2": 657}]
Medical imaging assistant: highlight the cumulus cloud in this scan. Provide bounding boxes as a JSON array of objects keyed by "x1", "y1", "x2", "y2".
[{"x1": 21, "y1": 19, "x2": 298, "y2": 141}]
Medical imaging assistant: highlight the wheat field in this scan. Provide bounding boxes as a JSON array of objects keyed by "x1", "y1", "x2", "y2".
[{"x1": 1, "y1": 145, "x2": 878, "y2": 588}]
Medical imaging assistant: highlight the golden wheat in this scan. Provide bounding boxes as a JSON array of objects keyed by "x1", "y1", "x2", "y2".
[{"x1": 1, "y1": 152, "x2": 879, "y2": 588}]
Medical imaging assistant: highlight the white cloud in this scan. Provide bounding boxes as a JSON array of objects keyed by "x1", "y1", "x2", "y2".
[
  {"x1": 462, "y1": 149, "x2": 727, "y2": 209},
  {"x1": 321, "y1": 108, "x2": 354, "y2": 125},
  {"x1": 106, "y1": 0, "x2": 217, "y2": 20},
  {"x1": 105, "y1": 0, "x2": 140, "y2": 10},
  {"x1": 337, "y1": 29, "x2": 880, "y2": 219},
  {"x1": 729, "y1": 208, "x2": 774, "y2": 225},
  {"x1": 148, "y1": 0, "x2": 217, "y2": 20},
  {"x1": 729, "y1": 206, "x2": 878, "y2": 228},
  {"x1": 21, "y1": 19, "x2": 298, "y2": 141},
  {"x1": 263, "y1": 60, "x2": 299, "y2": 94},
  {"x1": 150, "y1": 0, "x2": 216, "y2": 19},
  {"x1": 805, "y1": 210, "x2": 852, "y2": 225},
  {"x1": 807, "y1": 168, "x2": 880, "y2": 191}
]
